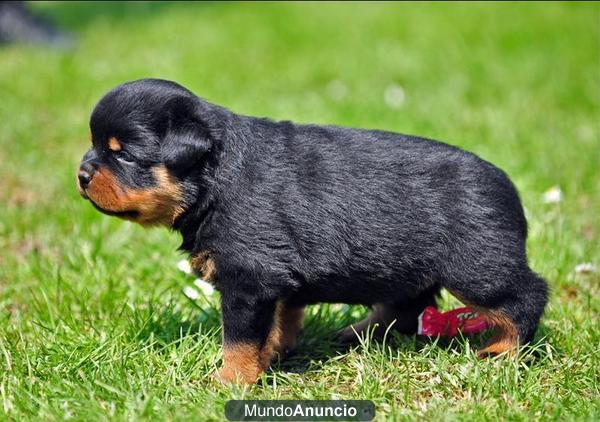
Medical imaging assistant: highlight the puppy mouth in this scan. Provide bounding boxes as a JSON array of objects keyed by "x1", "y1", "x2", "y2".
[
  {"x1": 82, "y1": 192, "x2": 140, "y2": 219},
  {"x1": 78, "y1": 185, "x2": 89, "y2": 199},
  {"x1": 90, "y1": 201, "x2": 140, "y2": 219}
]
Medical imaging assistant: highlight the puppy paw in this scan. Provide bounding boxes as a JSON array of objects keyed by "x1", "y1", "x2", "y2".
[{"x1": 215, "y1": 365, "x2": 262, "y2": 385}]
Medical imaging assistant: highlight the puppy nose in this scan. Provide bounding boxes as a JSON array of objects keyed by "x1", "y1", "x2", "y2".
[{"x1": 78, "y1": 162, "x2": 96, "y2": 189}]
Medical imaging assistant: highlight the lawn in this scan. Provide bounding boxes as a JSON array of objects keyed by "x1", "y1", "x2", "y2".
[{"x1": 0, "y1": 1, "x2": 598, "y2": 420}]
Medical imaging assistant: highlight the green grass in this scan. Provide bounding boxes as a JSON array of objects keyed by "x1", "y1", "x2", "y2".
[{"x1": 1, "y1": 1, "x2": 599, "y2": 420}]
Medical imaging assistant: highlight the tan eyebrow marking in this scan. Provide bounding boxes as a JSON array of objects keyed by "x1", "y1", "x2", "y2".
[{"x1": 108, "y1": 137, "x2": 122, "y2": 152}]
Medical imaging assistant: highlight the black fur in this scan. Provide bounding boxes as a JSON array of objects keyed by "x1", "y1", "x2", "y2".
[{"x1": 84, "y1": 78, "x2": 548, "y2": 354}]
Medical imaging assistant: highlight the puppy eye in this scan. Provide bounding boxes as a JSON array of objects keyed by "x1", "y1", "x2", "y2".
[{"x1": 116, "y1": 150, "x2": 135, "y2": 164}]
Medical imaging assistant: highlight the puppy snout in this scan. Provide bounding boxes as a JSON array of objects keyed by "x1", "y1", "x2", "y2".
[{"x1": 78, "y1": 161, "x2": 96, "y2": 189}]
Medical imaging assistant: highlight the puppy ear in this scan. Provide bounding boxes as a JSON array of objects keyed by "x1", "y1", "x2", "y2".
[{"x1": 161, "y1": 97, "x2": 213, "y2": 171}]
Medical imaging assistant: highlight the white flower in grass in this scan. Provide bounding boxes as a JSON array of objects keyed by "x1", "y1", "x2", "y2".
[
  {"x1": 384, "y1": 83, "x2": 406, "y2": 109},
  {"x1": 194, "y1": 278, "x2": 215, "y2": 295},
  {"x1": 542, "y1": 186, "x2": 562, "y2": 204},
  {"x1": 183, "y1": 286, "x2": 200, "y2": 300},
  {"x1": 575, "y1": 263, "x2": 596, "y2": 274},
  {"x1": 177, "y1": 259, "x2": 192, "y2": 274},
  {"x1": 326, "y1": 80, "x2": 348, "y2": 101}
]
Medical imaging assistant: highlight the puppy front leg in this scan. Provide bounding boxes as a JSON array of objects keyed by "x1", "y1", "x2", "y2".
[{"x1": 217, "y1": 293, "x2": 279, "y2": 384}]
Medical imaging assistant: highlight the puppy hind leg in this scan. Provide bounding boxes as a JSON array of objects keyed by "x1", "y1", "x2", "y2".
[
  {"x1": 390, "y1": 284, "x2": 440, "y2": 335},
  {"x1": 273, "y1": 304, "x2": 305, "y2": 357},
  {"x1": 336, "y1": 284, "x2": 440, "y2": 342},
  {"x1": 449, "y1": 270, "x2": 548, "y2": 356},
  {"x1": 336, "y1": 304, "x2": 393, "y2": 343}
]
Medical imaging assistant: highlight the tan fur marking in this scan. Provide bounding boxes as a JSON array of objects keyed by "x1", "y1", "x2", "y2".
[
  {"x1": 277, "y1": 305, "x2": 304, "y2": 353},
  {"x1": 260, "y1": 302, "x2": 283, "y2": 366},
  {"x1": 191, "y1": 251, "x2": 217, "y2": 282},
  {"x1": 219, "y1": 343, "x2": 263, "y2": 384},
  {"x1": 108, "y1": 137, "x2": 122, "y2": 151},
  {"x1": 448, "y1": 290, "x2": 519, "y2": 356},
  {"x1": 218, "y1": 303, "x2": 289, "y2": 384},
  {"x1": 218, "y1": 314, "x2": 280, "y2": 384},
  {"x1": 84, "y1": 165, "x2": 183, "y2": 226},
  {"x1": 477, "y1": 310, "x2": 519, "y2": 356}
]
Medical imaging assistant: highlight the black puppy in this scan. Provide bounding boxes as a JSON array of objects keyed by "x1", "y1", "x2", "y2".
[{"x1": 77, "y1": 79, "x2": 548, "y2": 384}]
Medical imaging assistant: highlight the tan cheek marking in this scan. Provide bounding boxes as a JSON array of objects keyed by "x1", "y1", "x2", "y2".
[
  {"x1": 127, "y1": 166, "x2": 184, "y2": 226},
  {"x1": 191, "y1": 251, "x2": 217, "y2": 282},
  {"x1": 85, "y1": 167, "x2": 126, "y2": 210},
  {"x1": 108, "y1": 137, "x2": 122, "y2": 152},
  {"x1": 85, "y1": 165, "x2": 184, "y2": 227}
]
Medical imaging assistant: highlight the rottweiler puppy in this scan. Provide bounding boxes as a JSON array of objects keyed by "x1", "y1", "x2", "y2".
[{"x1": 77, "y1": 79, "x2": 548, "y2": 384}]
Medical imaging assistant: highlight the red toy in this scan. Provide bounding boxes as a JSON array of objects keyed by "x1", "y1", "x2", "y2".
[{"x1": 417, "y1": 306, "x2": 489, "y2": 337}]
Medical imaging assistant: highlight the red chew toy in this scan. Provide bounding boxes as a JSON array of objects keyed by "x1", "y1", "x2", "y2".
[{"x1": 417, "y1": 306, "x2": 489, "y2": 337}]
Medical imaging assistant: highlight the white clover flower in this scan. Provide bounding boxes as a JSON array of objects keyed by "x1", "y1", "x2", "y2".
[
  {"x1": 384, "y1": 83, "x2": 406, "y2": 109},
  {"x1": 177, "y1": 259, "x2": 192, "y2": 274},
  {"x1": 575, "y1": 263, "x2": 596, "y2": 274},
  {"x1": 326, "y1": 80, "x2": 348, "y2": 101},
  {"x1": 194, "y1": 278, "x2": 215, "y2": 295},
  {"x1": 183, "y1": 286, "x2": 199, "y2": 300},
  {"x1": 542, "y1": 186, "x2": 562, "y2": 204}
]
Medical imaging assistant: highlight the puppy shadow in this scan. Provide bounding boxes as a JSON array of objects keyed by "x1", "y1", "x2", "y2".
[
  {"x1": 275, "y1": 334, "x2": 354, "y2": 375},
  {"x1": 274, "y1": 332, "x2": 435, "y2": 376},
  {"x1": 272, "y1": 319, "x2": 553, "y2": 376},
  {"x1": 133, "y1": 300, "x2": 222, "y2": 347},
  {"x1": 272, "y1": 307, "x2": 362, "y2": 374}
]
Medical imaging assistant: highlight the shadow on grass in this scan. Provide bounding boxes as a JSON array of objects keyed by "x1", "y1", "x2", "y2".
[
  {"x1": 273, "y1": 334, "x2": 432, "y2": 376},
  {"x1": 131, "y1": 299, "x2": 222, "y2": 348},
  {"x1": 273, "y1": 319, "x2": 552, "y2": 375},
  {"x1": 130, "y1": 300, "x2": 551, "y2": 374}
]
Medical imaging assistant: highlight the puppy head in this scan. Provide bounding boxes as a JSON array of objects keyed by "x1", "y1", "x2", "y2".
[{"x1": 77, "y1": 79, "x2": 220, "y2": 227}]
